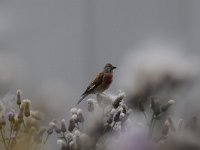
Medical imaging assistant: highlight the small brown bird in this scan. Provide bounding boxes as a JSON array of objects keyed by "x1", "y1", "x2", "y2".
[{"x1": 77, "y1": 63, "x2": 116, "y2": 105}]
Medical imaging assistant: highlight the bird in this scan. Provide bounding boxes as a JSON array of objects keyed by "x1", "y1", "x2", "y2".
[{"x1": 77, "y1": 63, "x2": 117, "y2": 105}]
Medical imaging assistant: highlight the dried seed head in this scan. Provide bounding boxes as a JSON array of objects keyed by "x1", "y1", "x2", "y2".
[
  {"x1": 61, "y1": 119, "x2": 66, "y2": 133},
  {"x1": 186, "y1": 116, "x2": 198, "y2": 131},
  {"x1": 161, "y1": 100, "x2": 175, "y2": 112},
  {"x1": 138, "y1": 99, "x2": 145, "y2": 112},
  {"x1": 7, "y1": 111, "x2": 15, "y2": 122},
  {"x1": 127, "y1": 109, "x2": 133, "y2": 115},
  {"x1": 107, "y1": 114, "x2": 113, "y2": 124},
  {"x1": 70, "y1": 108, "x2": 78, "y2": 115},
  {"x1": 122, "y1": 104, "x2": 127, "y2": 114},
  {"x1": 177, "y1": 118, "x2": 184, "y2": 133},
  {"x1": 112, "y1": 94, "x2": 124, "y2": 109},
  {"x1": 114, "y1": 111, "x2": 121, "y2": 122},
  {"x1": 57, "y1": 139, "x2": 67, "y2": 149},
  {"x1": 77, "y1": 109, "x2": 84, "y2": 123},
  {"x1": 72, "y1": 114, "x2": 78, "y2": 123},
  {"x1": 110, "y1": 108, "x2": 116, "y2": 115},
  {"x1": 150, "y1": 96, "x2": 161, "y2": 116},
  {"x1": 65, "y1": 132, "x2": 73, "y2": 142},
  {"x1": 35, "y1": 127, "x2": 46, "y2": 143},
  {"x1": 87, "y1": 99, "x2": 95, "y2": 112},
  {"x1": 21, "y1": 99, "x2": 31, "y2": 117},
  {"x1": 77, "y1": 109, "x2": 83, "y2": 115},
  {"x1": 74, "y1": 130, "x2": 80, "y2": 136},
  {"x1": 38, "y1": 127, "x2": 46, "y2": 136},
  {"x1": 119, "y1": 113, "x2": 125, "y2": 121},
  {"x1": 17, "y1": 109, "x2": 24, "y2": 123},
  {"x1": 47, "y1": 121, "x2": 56, "y2": 135},
  {"x1": 168, "y1": 100, "x2": 175, "y2": 105},
  {"x1": 54, "y1": 125, "x2": 61, "y2": 134},
  {"x1": 167, "y1": 117, "x2": 176, "y2": 131},
  {"x1": 13, "y1": 119, "x2": 21, "y2": 131},
  {"x1": 16, "y1": 89, "x2": 22, "y2": 106},
  {"x1": 31, "y1": 111, "x2": 44, "y2": 120},
  {"x1": 25, "y1": 117, "x2": 39, "y2": 129},
  {"x1": 69, "y1": 141, "x2": 76, "y2": 150},
  {"x1": 162, "y1": 119, "x2": 170, "y2": 136},
  {"x1": 68, "y1": 118, "x2": 75, "y2": 132}
]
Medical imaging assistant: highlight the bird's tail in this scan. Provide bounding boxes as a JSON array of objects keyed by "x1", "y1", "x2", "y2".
[{"x1": 76, "y1": 94, "x2": 88, "y2": 105}]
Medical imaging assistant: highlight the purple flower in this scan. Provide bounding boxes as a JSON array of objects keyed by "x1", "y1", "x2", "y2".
[{"x1": 7, "y1": 111, "x2": 15, "y2": 122}]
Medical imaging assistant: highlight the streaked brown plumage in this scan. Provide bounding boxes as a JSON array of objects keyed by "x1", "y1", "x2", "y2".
[{"x1": 77, "y1": 63, "x2": 116, "y2": 105}]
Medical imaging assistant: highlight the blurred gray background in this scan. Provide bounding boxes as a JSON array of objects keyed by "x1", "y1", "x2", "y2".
[{"x1": 0, "y1": 0, "x2": 200, "y2": 149}]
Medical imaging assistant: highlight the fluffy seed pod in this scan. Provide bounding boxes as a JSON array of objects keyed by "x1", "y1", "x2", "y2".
[
  {"x1": 47, "y1": 121, "x2": 56, "y2": 135},
  {"x1": 54, "y1": 125, "x2": 61, "y2": 134},
  {"x1": 69, "y1": 141, "x2": 76, "y2": 150},
  {"x1": 150, "y1": 96, "x2": 161, "y2": 116},
  {"x1": 185, "y1": 116, "x2": 198, "y2": 131},
  {"x1": 57, "y1": 139, "x2": 68, "y2": 150},
  {"x1": 167, "y1": 117, "x2": 176, "y2": 131},
  {"x1": 21, "y1": 99, "x2": 31, "y2": 117},
  {"x1": 65, "y1": 132, "x2": 73, "y2": 142},
  {"x1": 113, "y1": 95, "x2": 124, "y2": 109},
  {"x1": 162, "y1": 119, "x2": 170, "y2": 136},
  {"x1": 7, "y1": 111, "x2": 15, "y2": 122},
  {"x1": 177, "y1": 118, "x2": 184, "y2": 133},
  {"x1": 138, "y1": 99, "x2": 145, "y2": 112},
  {"x1": 34, "y1": 127, "x2": 46, "y2": 143},
  {"x1": 25, "y1": 117, "x2": 39, "y2": 129},
  {"x1": 77, "y1": 109, "x2": 84, "y2": 123},
  {"x1": 122, "y1": 104, "x2": 127, "y2": 114},
  {"x1": 114, "y1": 111, "x2": 121, "y2": 122},
  {"x1": 30, "y1": 111, "x2": 44, "y2": 121},
  {"x1": 87, "y1": 99, "x2": 95, "y2": 112},
  {"x1": 16, "y1": 89, "x2": 22, "y2": 106},
  {"x1": 38, "y1": 127, "x2": 46, "y2": 136},
  {"x1": 17, "y1": 109, "x2": 24, "y2": 123},
  {"x1": 68, "y1": 118, "x2": 75, "y2": 132},
  {"x1": 119, "y1": 113, "x2": 125, "y2": 121},
  {"x1": 61, "y1": 119, "x2": 66, "y2": 133},
  {"x1": 70, "y1": 108, "x2": 78, "y2": 115},
  {"x1": 107, "y1": 114, "x2": 114, "y2": 124},
  {"x1": 72, "y1": 114, "x2": 78, "y2": 123},
  {"x1": 161, "y1": 100, "x2": 175, "y2": 112}
]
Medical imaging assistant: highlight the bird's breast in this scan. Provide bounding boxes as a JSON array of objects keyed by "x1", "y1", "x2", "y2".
[{"x1": 104, "y1": 74, "x2": 113, "y2": 84}]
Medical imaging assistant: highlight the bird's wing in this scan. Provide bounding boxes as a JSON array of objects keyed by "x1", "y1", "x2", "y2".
[{"x1": 81, "y1": 72, "x2": 104, "y2": 96}]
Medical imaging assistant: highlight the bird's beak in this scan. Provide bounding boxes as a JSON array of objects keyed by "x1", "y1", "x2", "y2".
[{"x1": 112, "y1": 66, "x2": 117, "y2": 69}]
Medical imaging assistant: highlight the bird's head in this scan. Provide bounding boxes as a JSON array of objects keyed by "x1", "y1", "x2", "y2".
[{"x1": 104, "y1": 63, "x2": 117, "y2": 73}]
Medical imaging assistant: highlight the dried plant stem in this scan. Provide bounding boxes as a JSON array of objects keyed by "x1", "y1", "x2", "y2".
[
  {"x1": 62, "y1": 132, "x2": 68, "y2": 143},
  {"x1": 149, "y1": 113, "x2": 155, "y2": 137},
  {"x1": 112, "y1": 122, "x2": 116, "y2": 128},
  {"x1": 142, "y1": 111, "x2": 148, "y2": 125},
  {"x1": 0, "y1": 129, "x2": 8, "y2": 150},
  {"x1": 7, "y1": 123, "x2": 13, "y2": 149},
  {"x1": 44, "y1": 133, "x2": 50, "y2": 144}
]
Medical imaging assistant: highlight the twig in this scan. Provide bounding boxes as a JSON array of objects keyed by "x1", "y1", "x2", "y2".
[
  {"x1": 0, "y1": 129, "x2": 8, "y2": 150},
  {"x1": 7, "y1": 122, "x2": 13, "y2": 149}
]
